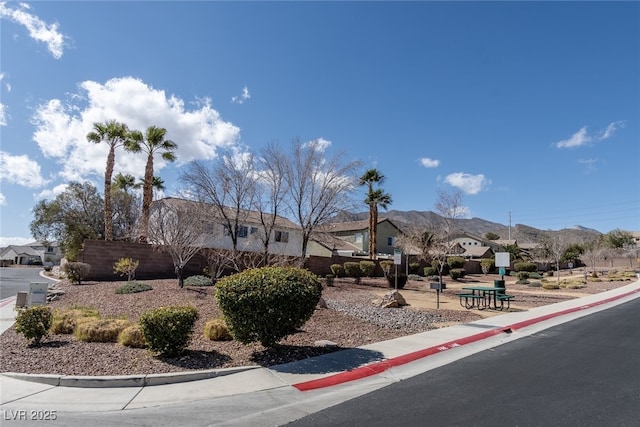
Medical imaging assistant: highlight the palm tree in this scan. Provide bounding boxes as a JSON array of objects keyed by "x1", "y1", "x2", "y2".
[
  {"x1": 86, "y1": 120, "x2": 129, "y2": 241},
  {"x1": 125, "y1": 126, "x2": 177, "y2": 242},
  {"x1": 112, "y1": 173, "x2": 137, "y2": 194},
  {"x1": 359, "y1": 169, "x2": 392, "y2": 259}
]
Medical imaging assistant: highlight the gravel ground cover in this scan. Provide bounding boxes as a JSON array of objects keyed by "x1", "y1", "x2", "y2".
[{"x1": 0, "y1": 274, "x2": 633, "y2": 377}]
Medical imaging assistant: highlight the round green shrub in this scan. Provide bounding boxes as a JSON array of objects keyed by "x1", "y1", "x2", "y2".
[
  {"x1": 449, "y1": 268, "x2": 465, "y2": 281},
  {"x1": 447, "y1": 256, "x2": 466, "y2": 269},
  {"x1": 386, "y1": 273, "x2": 408, "y2": 289},
  {"x1": 514, "y1": 262, "x2": 537, "y2": 272},
  {"x1": 359, "y1": 260, "x2": 376, "y2": 277},
  {"x1": 409, "y1": 262, "x2": 421, "y2": 275},
  {"x1": 63, "y1": 262, "x2": 91, "y2": 285},
  {"x1": 423, "y1": 266, "x2": 437, "y2": 277},
  {"x1": 330, "y1": 264, "x2": 344, "y2": 277},
  {"x1": 343, "y1": 262, "x2": 361, "y2": 278},
  {"x1": 184, "y1": 275, "x2": 214, "y2": 287},
  {"x1": 215, "y1": 266, "x2": 322, "y2": 347},
  {"x1": 115, "y1": 282, "x2": 153, "y2": 294},
  {"x1": 15, "y1": 306, "x2": 53, "y2": 345},
  {"x1": 139, "y1": 306, "x2": 199, "y2": 357},
  {"x1": 325, "y1": 274, "x2": 335, "y2": 287}
]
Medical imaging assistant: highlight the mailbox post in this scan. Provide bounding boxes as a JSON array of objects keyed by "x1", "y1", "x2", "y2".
[{"x1": 430, "y1": 282, "x2": 446, "y2": 309}]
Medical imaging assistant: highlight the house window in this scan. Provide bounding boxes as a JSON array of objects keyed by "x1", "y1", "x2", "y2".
[
  {"x1": 355, "y1": 233, "x2": 363, "y2": 243},
  {"x1": 46, "y1": 246, "x2": 54, "y2": 253},
  {"x1": 275, "y1": 231, "x2": 289, "y2": 243},
  {"x1": 237, "y1": 226, "x2": 248, "y2": 238},
  {"x1": 250, "y1": 227, "x2": 258, "y2": 234},
  {"x1": 387, "y1": 237, "x2": 394, "y2": 246}
]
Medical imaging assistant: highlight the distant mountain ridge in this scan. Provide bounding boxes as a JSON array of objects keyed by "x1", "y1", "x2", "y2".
[{"x1": 331, "y1": 209, "x2": 602, "y2": 244}]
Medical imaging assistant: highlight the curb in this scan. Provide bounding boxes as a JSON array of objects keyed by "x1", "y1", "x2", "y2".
[
  {"x1": 292, "y1": 286, "x2": 640, "y2": 391},
  {"x1": 2, "y1": 366, "x2": 260, "y2": 388}
]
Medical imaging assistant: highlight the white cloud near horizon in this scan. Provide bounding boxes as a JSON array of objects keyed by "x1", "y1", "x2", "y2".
[
  {"x1": 0, "y1": 192, "x2": 5, "y2": 206},
  {"x1": 555, "y1": 121, "x2": 625, "y2": 148},
  {"x1": 419, "y1": 157, "x2": 440, "y2": 168},
  {"x1": 35, "y1": 183, "x2": 68, "y2": 201},
  {"x1": 0, "y1": 236, "x2": 34, "y2": 246},
  {"x1": 0, "y1": 151, "x2": 48, "y2": 188},
  {"x1": 31, "y1": 76, "x2": 241, "y2": 183},
  {"x1": 304, "y1": 137, "x2": 332, "y2": 153},
  {"x1": 444, "y1": 172, "x2": 490, "y2": 195},
  {"x1": 231, "y1": 86, "x2": 250, "y2": 104},
  {"x1": 0, "y1": 1, "x2": 66, "y2": 59}
]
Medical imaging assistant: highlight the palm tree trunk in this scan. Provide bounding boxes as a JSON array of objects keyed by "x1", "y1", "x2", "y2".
[
  {"x1": 139, "y1": 154, "x2": 154, "y2": 243},
  {"x1": 371, "y1": 205, "x2": 378, "y2": 260},
  {"x1": 104, "y1": 147, "x2": 115, "y2": 241}
]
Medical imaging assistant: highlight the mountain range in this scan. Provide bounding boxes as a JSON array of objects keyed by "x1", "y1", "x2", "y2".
[{"x1": 334, "y1": 210, "x2": 603, "y2": 244}]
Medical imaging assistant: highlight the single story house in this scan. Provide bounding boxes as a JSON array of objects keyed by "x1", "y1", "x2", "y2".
[{"x1": 0, "y1": 241, "x2": 63, "y2": 266}]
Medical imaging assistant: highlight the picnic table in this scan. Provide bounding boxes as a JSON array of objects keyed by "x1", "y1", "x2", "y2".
[{"x1": 456, "y1": 286, "x2": 514, "y2": 311}]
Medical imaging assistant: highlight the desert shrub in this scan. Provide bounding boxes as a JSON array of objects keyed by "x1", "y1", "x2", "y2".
[
  {"x1": 184, "y1": 275, "x2": 214, "y2": 287},
  {"x1": 447, "y1": 256, "x2": 466, "y2": 269},
  {"x1": 215, "y1": 266, "x2": 322, "y2": 347},
  {"x1": 528, "y1": 281, "x2": 542, "y2": 287},
  {"x1": 115, "y1": 281, "x2": 153, "y2": 294},
  {"x1": 517, "y1": 271, "x2": 530, "y2": 281},
  {"x1": 203, "y1": 318, "x2": 232, "y2": 341},
  {"x1": 74, "y1": 318, "x2": 130, "y2": 343},
  {"x1": 480, "y1": 258, "x2": 495, "y2": 274},
  {"x1": 63, "y1": 262, "x2": 91, "y2": 285},
  {"x1": 118, "y1": 324, "x2": 147, "y2": 348},
  {"x1": 547, "y1": 270, "x2": 554, "y2": 276},
  {"x1": 528, "y1": 272, "x2": 543, "y2": 279},
  {"x1": 139, "y1": 306, "x2": 199, "y2": 357},
  {"x1": 408, "y1": 274, "x2": 423, "y2": 281},
  {"x1": 113, "y1": 257, "x2": 139, "y2": 281},
  {"x1": 432, "y1": 260, "x2": 450, "y2": 275},
  {"x1": 380, "y1": 260, "x2": 394, "y2": 277},
  {"x1": 51, "y1": 307, "x2": 100, "y2": 334},
  {"x1": 449, "y1": 268, "x2": 465, "y2": 281},
  {"x1": 542, "y1": 282, "x2": 560, "y2": 290},
  {"x1": 386, "y1": 273, "x2": 408, "y2": 289},
  {"x1": 325, "y1": 274, "x2": 335, "y2": 287},
  {"x1": 43, "y1": 265, "x2": 53, "y2": 272},
  {"x1": 514, "y1": 262, "x2": 537, "y2": 272},
  {"x1": 330, "y1": 264, "x2": 344, "y2": 277},
  {"x1": 343, "y1": 262, "x2": 362, "y2": 283},
  {"x1": 15, "y1": 306, "x2": 53, "y2": 345},
  {"x1": 409, "y1": 262, "x2": 421, "y2": 275},
  {"x1": 424, "y1": 266, "x2": 437, "y2": 277},
  {"x1": 359, "y1": 260, "x2": 376, "y2": 277}
]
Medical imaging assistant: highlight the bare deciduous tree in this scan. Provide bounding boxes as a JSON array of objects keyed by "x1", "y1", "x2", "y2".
[
  {"x1": 284, "y1": 138, "x2": 362, "y2": 266},
  {"x1": 430, "y1": 189, "x2": 465, "y2": 284},
  {"x1": 180, "y1": 150, "x2": 257, "y2": 271},
  {"x1": 148, "y1": 198, "x2": 206, "y2": 288}
]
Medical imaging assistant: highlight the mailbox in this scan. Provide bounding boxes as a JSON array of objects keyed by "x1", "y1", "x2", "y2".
[{"x1": 430, "y1": 282, "x2": 446, "y2": 291}]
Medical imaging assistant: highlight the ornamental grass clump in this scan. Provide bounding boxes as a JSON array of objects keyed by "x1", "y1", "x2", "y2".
[
  {"x1": 118, "y1": 324, "x2": 147, "y2": 348},
  {"x1": 50, "y1": 307, "x2": 100, "y2": 334},
  {"x1": 74, "y1": 318, "x2": 130, "y2": 343},
  {"x1": 139, "y1": 306, "x2": 199, "y2": 357},
  {"x1": 203, "y1": 318, "x2": 232, "y2": 341},
  {"x1": 215, "y1": 266, "x2": 322, "y2": 347}
]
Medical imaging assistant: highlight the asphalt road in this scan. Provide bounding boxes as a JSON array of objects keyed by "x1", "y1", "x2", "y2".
[
  {"x1": 0, "y1": 267, "x2": 56, "y2": 300},
  {"x1": 288, "y1": 297, "x2": 640, "y2": 426}
]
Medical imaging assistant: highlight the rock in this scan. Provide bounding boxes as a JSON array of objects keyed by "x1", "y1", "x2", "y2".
[
  {"x1": 378, "y1": 290, "x2": 407, "y2": 308},
  {"x1": 316, "y1": 297, "x2": 328, "y2": 309}
]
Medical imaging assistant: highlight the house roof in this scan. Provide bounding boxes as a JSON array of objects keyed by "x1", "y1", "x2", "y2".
[
  {"x1": 317, "y1": 218, "x2": 401, "y2": 233},
  {"x1": 156, "y1": 197, "x2": 300, "y2": 230},
  {"x1": 310, "y1": 233, "x2": 362, "y2": 253},
  {"x1": 0, "y1": 245, "x2": 41, "y2": 257},
  {"x1": 463, "y1": 246, "x2": 494, "y2": 258}
]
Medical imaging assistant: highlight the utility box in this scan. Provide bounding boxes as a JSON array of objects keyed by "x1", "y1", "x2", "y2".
[
  {"x1": 15, "y1": 291, "x2": 28, "y2": 308},
  {"x1": 29, "y1": 282, "x2": 49, "y2": 306}
]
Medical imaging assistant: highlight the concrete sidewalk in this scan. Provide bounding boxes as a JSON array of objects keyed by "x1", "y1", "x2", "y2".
[{"x1": 1, "y1": 277, "x2": 639, "y2": 415}]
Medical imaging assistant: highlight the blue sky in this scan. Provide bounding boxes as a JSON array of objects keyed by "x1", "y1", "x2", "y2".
[{"x1": 1, "y1": 1, "x2": 639, "y2": 246}]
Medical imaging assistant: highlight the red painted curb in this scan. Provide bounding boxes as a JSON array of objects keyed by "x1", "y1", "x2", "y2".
[{"x1": 293, "y1": 287, "x2": 640, "y2": 392}]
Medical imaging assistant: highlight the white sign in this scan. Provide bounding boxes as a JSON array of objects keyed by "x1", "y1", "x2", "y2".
[
  {"x1": 495, "y1": 252, "x2": 510, "y2": 268},
  {"x1": 393, "y1": 249, "x2": 402, "y2": 265},
  {"x1": 29, "y1": 282, "x2": 49, "y2": 306}
]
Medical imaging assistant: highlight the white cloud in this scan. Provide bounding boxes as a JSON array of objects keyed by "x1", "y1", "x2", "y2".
[
  {"x1": 35, "y1": 183, "x2": 67, "y2": 201},
  {"x1": 0, "y1": 236, "x2": 33, "y2": 246},
  {"x1": 0, "y1": 2, "x2": 66, "y2": 59},
  {"x1": 419, "y1": 157, "x2": 439, "y2": 168},
  {"x1": 444, "y1": 172, "x2": 490, "y2": 195},
  {"x1": 578, "y1": 158, "x2": 598, "y2": 174},
  {"x1": 0, "y1": 151, "x2": 47, "y2": 188},
  {"x1": 555, "y1": 126, "x2": 590, "y2": 148},
  {"x1": 0, "y1": 192, "x2": 5, "y2": 205},
  {"x1": 231, "y1": 86, "x2": 251, "y2": 104},
  {"x1": 555, "y1": 121, "x2": 625, "y2": 149},
  {"x1": 31, "y1": 76, "x2": 241, "y2": 182},
  {"x1": 0, "y1": 103, "x2": 6, "y2": 126},
  {"x1": 304, "y1": 138, "x2": 331, "y2": 153}
]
